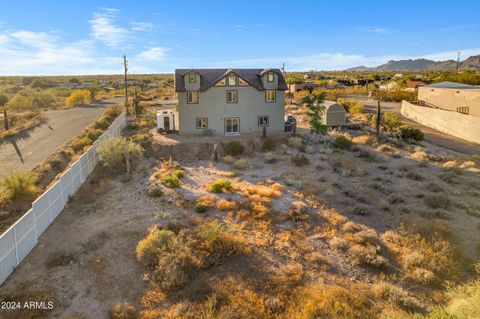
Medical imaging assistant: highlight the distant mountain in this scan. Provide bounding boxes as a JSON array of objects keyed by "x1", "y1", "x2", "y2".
[{"x1": 346, "y1": 55, "x2": 480, "y2": 71}]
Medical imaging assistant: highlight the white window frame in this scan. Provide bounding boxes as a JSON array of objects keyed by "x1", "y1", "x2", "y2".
[
  {"x1": 226, "y1": 90, "x2": 238, "y2": 103},
  {"x1": 258, "y1": 116, "x2": 269, "y2": 127},
  {"x1": 265, "y1": 89, "x2": 276, "y2": 103},
  {"x1": 196, "y1": 117, "x2": 208, "y2": 129},
  {"x1": 187, "y1": 90, "x2": 199, "y2": 104}
]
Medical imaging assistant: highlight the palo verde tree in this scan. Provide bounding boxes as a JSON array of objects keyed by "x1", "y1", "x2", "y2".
[
  {"x1": 302, "y1": 92, "x2": 328, "y2": 138},
  {"x1": 0, "y1": 93, "x2": 9, "y2": 130}
]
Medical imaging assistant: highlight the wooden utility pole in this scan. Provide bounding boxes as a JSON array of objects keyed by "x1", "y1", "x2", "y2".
[
  {"x1": 456, "y1": 51, "x2": 461, "y2": 72},
  {"x1": 376, "y1": 100, "x2": 381, "y2": 136},
  {"x1": 123, "y1": 55, "x2": 128, "y2": 113}
]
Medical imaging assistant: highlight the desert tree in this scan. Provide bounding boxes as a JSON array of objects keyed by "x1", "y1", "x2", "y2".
[
  {"x1": 302, "y1": 92, "x2": 328, "y2": 139},
  {"x1": 0, "y1": 93, "x2": 9, "y2": 130}
]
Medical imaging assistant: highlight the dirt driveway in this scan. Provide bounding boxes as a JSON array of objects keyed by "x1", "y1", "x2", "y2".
[
  {"x1": 347, "y1": 97, "x2": 480, "y2": 155},
  {"x1": 0, "y1": 97, "x2": 124, "y2": 179}
]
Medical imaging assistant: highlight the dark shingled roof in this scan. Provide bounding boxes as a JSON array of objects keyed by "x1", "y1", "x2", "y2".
[{"x1": 175, "y1": 68, "x2": 288, "y2": 92}]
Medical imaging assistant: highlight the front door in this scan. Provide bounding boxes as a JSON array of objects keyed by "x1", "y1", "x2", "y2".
[{"x1": 225, "y1": 117, "x2": 240, "y2": 135}]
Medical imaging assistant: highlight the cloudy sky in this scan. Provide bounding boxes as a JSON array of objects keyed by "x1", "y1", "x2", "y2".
[{"x1": 0, "y1": 0, "x2": 479, "y2": 75}]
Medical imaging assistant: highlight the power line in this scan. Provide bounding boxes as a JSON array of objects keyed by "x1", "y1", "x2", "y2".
[{"x1": 123, "y1": 55, "x2": 128, "y2": 112}]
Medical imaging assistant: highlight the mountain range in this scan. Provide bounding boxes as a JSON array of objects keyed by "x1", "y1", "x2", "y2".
[{"x1": 346, "y1": 55, "x2": 480, "y2": 71}]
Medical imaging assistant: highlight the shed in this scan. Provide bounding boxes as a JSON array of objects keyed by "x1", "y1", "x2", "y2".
[
  {"x1": 322, "y1": 101, "x2": 346, "y2": 127},
  {"x1": 157, "y1": 111, "x2": 176, "y2": 132}
]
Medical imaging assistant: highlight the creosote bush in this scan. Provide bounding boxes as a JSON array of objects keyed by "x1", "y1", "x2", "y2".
[
  {"x1": 224, "y1": 141, "x2": 244, "y2": 156},
  {"x1": 72, "y1": 136, "x2": 92, "y2": 153},
  {"x1": 261, "y1": 137, "x2": 276, "y2": 151},
  {"x1": 398, "y1": 125, "x2": 424, "y2": 142},
  {"x1": 291, "y1": 154, "x2": 309, "y2": 166},
  {"x1": 147, "y1": 188, "x2": 163, "y2": 198},
  {"x1": 382, "y1": 112, "x2": 402, "y2": 132},
  {"x1": 1, "y1": 171, "x2": 39, "y2": 202},
  {"x1": 195, "y1": 201, "x2": 209, "y2": 214},
  {"x1": 332, "y1": 135, "x2": 353, "y2": 149},
  {"x1": 97, "y1": 136, "x2": 143, "y2": 172},
  {"x1": 209, "y1": 179, "x2": 232, "y2": 193}
]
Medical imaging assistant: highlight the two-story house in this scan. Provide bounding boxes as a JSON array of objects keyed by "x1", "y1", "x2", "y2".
[{"x1": 174, "y1": 68, "x2": 288, "y2": 135}]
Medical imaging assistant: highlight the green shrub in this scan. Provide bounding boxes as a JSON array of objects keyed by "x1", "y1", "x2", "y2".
[
  {"x1": 225, "y1": 141, "x2": 244, "y2": 156},
  {"x1": 382, "y1": 112, "x2": 402, "y2": 132},
  {"x1": 97, "y1": 137, "x2": 143, "y2": 172},
  {"x1": 71, "y1": 136, "x2": 92, "y2": 153},
  {"x1": 209, "y1": 179, "x2": 232, "y2": 193},
  {"x1": 398, "y1": 125, "x2": 424, "y2": 141},
  {"x1": 136, "y1": 229, "x2": 176, "y2": 268},
  {"x1": 261, "y1": 138, "x2": 276, "y2": 151},
  {"x1": 338, "y1": 99, "x2": 364, "y2": 114},
  {"x1": 332, "y1": 136, "x2": 352, "y2": 149},
  {"x1": 1, "y1": 171, "x2": 39, "y2": 201},
  {"x1": 103, "y1": 105, "x2": 122, "y2": 121},
  {"x1": 147, "y1": 188, "x2": 163, "y2": 198},
  {"x1": 86, "y1": 128, "x2": 104, "y2": 141},
  {"x1": 93, "y1": 117, "x2": 110, "y2": 130},
  {"x1": 129, "y1": 133, "x2": 150, "y2": 147},
  {"x1": 172, "y1": 169, "x2": 185, "y2": 178},
  {"x1": 291, "y1": 154, "x2": 310, "y2": 166},
  {"x1": 195, "y1": 202, "x2": 209, "y2": 214},
  {"x1": 161, "y1": 174, "x2": 180, "y2": 188}
]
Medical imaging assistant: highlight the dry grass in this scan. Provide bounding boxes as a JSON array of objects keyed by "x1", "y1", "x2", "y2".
[
  {"x1": 381, "y1": 224, "x2": 463, "y2": 284},
  {"x1": 215, "y1": 199, "x2": 237, "y2": 211},
  {"x1": 352, "y1": 134, "x2": 374, "y2": 145}
]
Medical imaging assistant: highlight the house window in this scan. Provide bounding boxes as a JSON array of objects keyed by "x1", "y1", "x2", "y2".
[
  {"x1": 258, "y1": 116, "x2": 269, "y2": 127},
  {"x1": 265, "y1": 89, "x2": 276, "y2": 103},
  {"x1": 187, "y1": 90, "x2": 199, "y2": 104},
  {"x1": 227, "y1": 90, "x2": 238, "y2": 103},
  {"x1": 238, "y1": 77, "x2": 249, "y2": 86},
  {"x1": 196, "y1": 117, "x2": 208, "y2": 128},
  {"x1": 267, "y1": 72, "x2": 274, "y2": 82},
  {"x1": 188, "y1": 73, "x2": 196, "y2": 83},
  {"x1": 214, "y1": 78, "x2": 226, "y2": 86},
  {"x1": 457, "y1": 106, "x2": 469, "y2": 114},
  {"x1": 228, "y1": 74, "x2": 237, "y2": 86}
]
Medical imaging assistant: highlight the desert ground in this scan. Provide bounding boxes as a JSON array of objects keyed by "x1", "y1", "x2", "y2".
[{"x1": 0, "y1": 112, "x2": 479, "y2": 319}]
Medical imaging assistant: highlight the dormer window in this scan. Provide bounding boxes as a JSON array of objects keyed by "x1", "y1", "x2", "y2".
[
  {"x1": 188, "y1": 73, "x2": 196, "y2": 83},
  {"x1": 228, "y1": 74, "x2": 237, "y2": 86},
  {"x1": 267, "y1": 72, "x2": 274, "y2": 82}
]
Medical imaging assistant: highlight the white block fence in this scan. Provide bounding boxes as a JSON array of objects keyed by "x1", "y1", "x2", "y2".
[{"x1": 0, "y1": 112, "x2": 127, "y2": 285}]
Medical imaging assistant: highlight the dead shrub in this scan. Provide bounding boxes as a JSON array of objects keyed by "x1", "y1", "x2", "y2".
[
  {"x1": 372, "y1": 282, "x2": 421, "y2": 311},
  {"x1": 216, "y1": 199, "x2": 237, "y2": 211},
  {"x1": 233, "y1": 158, "x2": 249, "y2": 170},
  {"x1": 329, "y1": 237, "x2": 348, "y2": 251},
  {"x1": 110, "y1": 302, "x2": 137, "y2": 319},
  {"x1": 381, "y1": 224, "x2": 462, "y2": 284},
  {"x1": 285, "y1": 201, "x2": 309, "y2": 222},
  {"x1": 223, "y1": 155, "x2": 236, "y2": 165},
  {"x1": 352, "y1": 134, "x2": 374, "y2": 144}
]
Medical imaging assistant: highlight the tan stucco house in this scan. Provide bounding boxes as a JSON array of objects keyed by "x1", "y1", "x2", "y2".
[
  {"x1": 417, "y1": 81, "x2": 480, "y2": 118},
  {"x1": 174, "y1": 68, "x2": 288, "y2": 136}
]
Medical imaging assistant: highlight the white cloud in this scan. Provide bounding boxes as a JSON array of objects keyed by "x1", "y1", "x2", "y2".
[
  {"x1": 0, "y1": 33, "x2": 8, "y2": 45},
  {"x1": 10, "y1": 30, "x2": 57, "y2": 49},
  {"x1": 89, "y1": 8, "x2": 129, "y2": 48},
  {"x1": 131, "y1": 22, "x2": 154, "y2": 32},
  {"x1": 215, "y1": 48, "x2": 480, "y2": 71},
  {"x1": 343, "y1": 26, "x2": 392, "y2": 34},
  {"x1": 136, "y1": 47, "x2": 167, "y2": 61}
]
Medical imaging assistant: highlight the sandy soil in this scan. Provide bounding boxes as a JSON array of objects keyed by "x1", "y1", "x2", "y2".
[{"x1": 1, "y1": 122, "x2": 479, "y2": 318}]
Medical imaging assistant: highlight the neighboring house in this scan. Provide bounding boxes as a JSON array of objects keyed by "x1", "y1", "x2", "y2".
[
  {"x1": 379, "y1": 81, "x2": 400, "y2": 91},
  {"x1": 289, "y1": 82, "x2": 321, "y2": 93},
  {"x1": 174, "y1": 68, "x2": 288, "y2": 135},
  {"x1": 417, "y1": 81, "x2": 480, "y2": 118},
  {"x1": 405, "y1": 80, "x2": 425, "y2": 92}
]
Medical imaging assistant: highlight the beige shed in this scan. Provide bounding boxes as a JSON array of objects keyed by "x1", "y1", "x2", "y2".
[{"x1": 322, "y1": 101, "x2": 346, "y2": 127}]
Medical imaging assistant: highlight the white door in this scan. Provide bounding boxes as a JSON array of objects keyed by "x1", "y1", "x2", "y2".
[{"x1": 225, "y1": 118, "x2": 240, "y2": 135}]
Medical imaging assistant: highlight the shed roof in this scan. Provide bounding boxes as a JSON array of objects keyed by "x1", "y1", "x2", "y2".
[
  {"x1": 323, "y1": 101, "x2": 346, "y2": 112},
  {"x1": 422, "y1": 81, "x2": 480, "y2": 90},
  {"x1": 175, "y1": 68, "x2": 288, "y2": 92}
]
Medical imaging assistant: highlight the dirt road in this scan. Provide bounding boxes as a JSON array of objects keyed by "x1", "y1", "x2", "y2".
[
  {"x1": 348, "y1": 97, "x2": 480, "y2": 155},
  {"x1": 0, "y1": 97, "x2": 124, "y2": 178}
]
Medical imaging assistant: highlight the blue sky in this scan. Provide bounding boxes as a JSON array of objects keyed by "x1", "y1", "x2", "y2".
[{"x1": 0, "y1": 0, "x2": 479, "y2": 75}]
